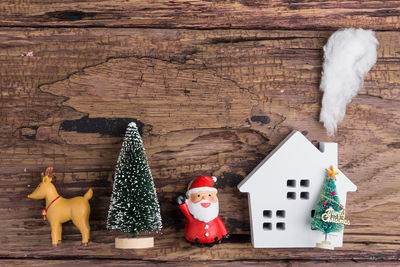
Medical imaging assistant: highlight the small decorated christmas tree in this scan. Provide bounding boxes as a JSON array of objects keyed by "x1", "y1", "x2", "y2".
[
  {"x1": 107, "y1": 122, "x2": 162, "y2": 248},
  {"x1": 312, "y1": 166, "x2": 344, "y2": 250}
]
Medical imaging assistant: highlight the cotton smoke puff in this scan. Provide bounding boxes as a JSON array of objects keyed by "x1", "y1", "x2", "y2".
[{"x1": 320, "y1": 28, "x2": 378, "y2": 136}]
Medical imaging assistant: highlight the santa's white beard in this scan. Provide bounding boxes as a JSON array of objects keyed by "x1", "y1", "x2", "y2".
[{"x1": 187, "y1": 199, "x2": 219, "y2": 223}]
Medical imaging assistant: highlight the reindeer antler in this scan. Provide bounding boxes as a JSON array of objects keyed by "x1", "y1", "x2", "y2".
[{"x1": 41, "y1": 167, "x2": 56, "y2": 178}]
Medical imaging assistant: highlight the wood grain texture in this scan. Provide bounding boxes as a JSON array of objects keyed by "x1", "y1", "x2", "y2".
[
  {"x1": 0, "y1": 27, "x2": 399, "y2": 263},
  {"x1": 2, "y1": 260, "x2": 400, "y2": 267},
  {"x1": 0, "y1": 1, "x2": 400, "y2": 30}
]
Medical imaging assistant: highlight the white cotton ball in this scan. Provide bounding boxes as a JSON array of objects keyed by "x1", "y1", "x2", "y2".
[{"x1": 320, "y1": 28, "x2": 378, "y2": 136}]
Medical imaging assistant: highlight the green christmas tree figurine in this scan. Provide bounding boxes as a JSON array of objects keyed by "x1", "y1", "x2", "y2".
[
  {"x1": 107, "y1": 122, "x2": 162, "y2": 249},
  {"x1": 312, "y1": 166, "x2": 344, "y2": 250}
]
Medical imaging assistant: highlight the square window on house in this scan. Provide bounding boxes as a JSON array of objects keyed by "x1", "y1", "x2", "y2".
[
  {"x1": 300, "y1": 179, "x2": 310, "y2": 187},
  {"x1": 276, "y1": 210, "x2": 286, "y2": 218},
  {"x1": 276, "y1": 222, "x2": 285, "y2": 231},
  {"x1": 263, "y1": 210, "x2": 272, "y2": 218},
  {"x1": 311, "y1": 209, "x2": 316, "y2": 218},
  {"x1": 263, "y1": 223, "x2": 272, "y2": 231},
  {"x1": 287, "y1": 179, "x2": 296, "y2": 187},
  {"x1": 287, "y1": 192, "x2": 296, "y2": 200},
  {"x1": 300, "y1": 192, "x2": 309, "y2": 199}
]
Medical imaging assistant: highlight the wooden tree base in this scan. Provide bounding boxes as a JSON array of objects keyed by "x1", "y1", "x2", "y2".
[
  {"x1": 316, "y1": 240, "x2": 334, "y2": 250},
  {"x1": 115, "y1": 237, "x2": 154, "y2": 249}
]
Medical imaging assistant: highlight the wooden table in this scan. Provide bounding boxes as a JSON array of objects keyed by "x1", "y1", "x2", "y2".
[{"x1": 1, "y1": 1, "x2": 399, "y2": 266}]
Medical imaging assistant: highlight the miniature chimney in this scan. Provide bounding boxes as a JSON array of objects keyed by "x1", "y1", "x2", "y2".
[{"x1": 319, "y1": 142, "x2": 338, "y2": 167}]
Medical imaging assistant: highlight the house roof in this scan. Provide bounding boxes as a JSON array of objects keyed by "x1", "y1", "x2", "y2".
[{"x1": 237, "y1": 130, "x2": 357, "y2": 193}]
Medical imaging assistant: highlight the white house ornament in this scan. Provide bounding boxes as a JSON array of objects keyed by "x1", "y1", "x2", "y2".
[
  {"x1": 177, "y1": 175, "x2": 228, "y2": 247},
  {"x1": 237, "y1": 131, "x2": 357, "y2": 248}
]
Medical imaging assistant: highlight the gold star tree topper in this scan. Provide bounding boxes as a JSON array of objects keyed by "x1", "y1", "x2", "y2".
[{"x1": 325, "y1": 165, "x2": 339, "y2": 180}]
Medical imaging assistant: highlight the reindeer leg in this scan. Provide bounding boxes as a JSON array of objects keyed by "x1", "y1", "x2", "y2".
[
  {"x1": 57, "y1": 224, "x2": 62, "y2": 243},
  {"x1": 81, "y1": 219, "x2": 90, "y2": 246},
  {"x1": 72, "y1": 218, "x2": 90, "y2": 246},
  {"x1": 50, "y1": 222, "x2": 60, "y2": 247}
]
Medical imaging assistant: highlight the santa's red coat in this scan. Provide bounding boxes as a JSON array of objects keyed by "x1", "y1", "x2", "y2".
[{"x1": 179, "y1": 201, "x2": 228, "y2": 243}]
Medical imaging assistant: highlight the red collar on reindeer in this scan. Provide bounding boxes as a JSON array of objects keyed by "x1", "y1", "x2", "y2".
[{"x1": 42, "y1": 195, "x2": 61, "y2": 220}]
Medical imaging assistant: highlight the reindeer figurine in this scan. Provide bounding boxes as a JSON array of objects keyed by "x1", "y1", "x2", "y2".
[{"x1": 27, "y1": 167, "x2": 93, "y2": 247}]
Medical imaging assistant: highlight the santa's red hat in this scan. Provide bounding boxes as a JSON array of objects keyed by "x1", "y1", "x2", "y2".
[{"x1": 186, "y1": 176, "x2": 217, "y2": 196}]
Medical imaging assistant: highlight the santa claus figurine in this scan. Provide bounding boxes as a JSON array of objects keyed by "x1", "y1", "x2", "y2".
[{"x1": 176, "y1": 175, "x2": 228, "y2": 247}]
